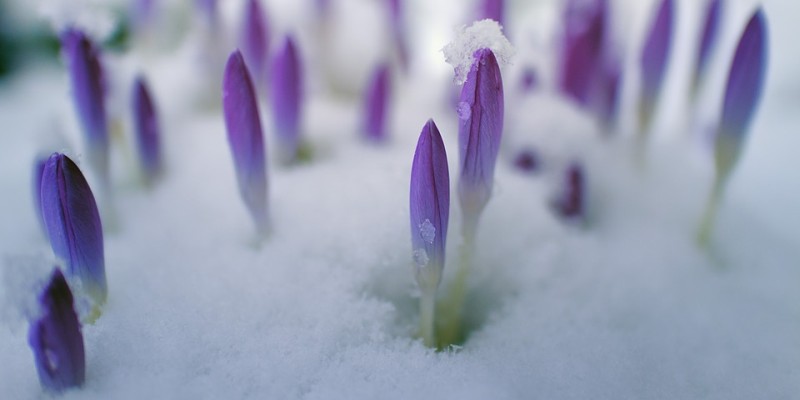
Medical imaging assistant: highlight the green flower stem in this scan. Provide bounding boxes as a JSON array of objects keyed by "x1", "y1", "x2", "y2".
[
  {"x1": 437, "y1": 215, "x2": 477, "y2": 348},
  {"x1": 696, "y1": 174, "x2": 726, "y2": 248},
  {"x1": 419, "y1": 290, "x2": 436, "y2": 348}
]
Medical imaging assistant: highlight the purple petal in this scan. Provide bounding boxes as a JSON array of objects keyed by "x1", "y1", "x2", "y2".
[
  {"x1": 638, "y1": 0, "x2": 674, "y2": 130},
  {"x1": 270, "y1": 35, "x2": 303, "y2": 163},
  {"x1": 132, "y1": 75, "x2": 163, "y2": 184},
  {"x1": 457, "y1": 48, "x2": 504, "y2": 220},
  {"x1": 41, "y1": 154, "x2": 106, "y2": 306},
  {"x1": 410, "y1": 119, "x2": 450, "y2": 291},
  {"x1": 594, "y1": 60, "x2": 621, "y2": 131},
  {"x1": 61, "y1": 29, "x2": 109, "y2": 179},
  {"x1": 28, "y1": 269, "x2": 85, "y2": 393},
  {"x1": 240, "y1": 0, "x2": 270, "y2": 87},
  {"x1": 480, "y1": 0, "x2": 505, "y2": 27},
  {"x1": 362, "y1": 63, "x2": 392, "y2": 142},
  {"x1": 513, "y1": 149, "x2": 539, "y2": 173},
  {"x1": 33, "y1": 157, "x2": 47, "y2": 235},
  {"x1": 715, "y1": 8, "x2": 767, "y2": 175},
  {"x1": 559, "y1": 0, "x2": 607, "y2": 106},
  {"x1": 223, "y1": 50, "x2": 269, "y2": 234},
  {"x1": 551, "y1": 162, "x2": 585, "y2": 221},
  {"x1": 692, "y1": 0, "x2": 722, "y2": 96},
  {"x1": 387, "y1": 0, "x2": 409, "y2": 71},
  {"x1": 519, "y1": 67, "x2": 538, "y2": 93}
]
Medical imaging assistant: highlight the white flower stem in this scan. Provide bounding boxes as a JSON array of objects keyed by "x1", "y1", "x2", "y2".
[{"x1": 419, "y1": 290, "x2": 436, "y2": 348}]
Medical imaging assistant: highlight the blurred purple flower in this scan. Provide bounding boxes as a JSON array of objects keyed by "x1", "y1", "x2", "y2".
[
  {"x1": 196, "y1": 0, "x2": 217, "y2": 26},
  {"x1": 387, "y1": 0, "x2": 409, "y2": 71},
  {"x1": 595, "y1": 60, "x2": 621, "y2": 132},
  {"x1": 41, "y1": 153, "x2": 107, "y2": 306},
  {"x1": 223, "y1": 50, "x2": 269, "y2": 235},
  {"x1": 638, "y1": 0, "x2": 674, "y2": 133},
  {"x1": 691, "y1": 0, "x2": 722, "y2": 99},
  {"x1": 551, "y1": 162, "x2": 585, "y2": 221},
  {"x1": 559, "y1": 0, "x2": 607, "y2": 107},
  {"x1": 715, "y1": 8, "x2": 767, "y2": 175},
  {"x1": 240, "y1": 0, "x2": 270, "y2": 87},
  {"x1": 457, "y1": 48, "x2": 504, "y2": 227},
  {"x1": 513, "y1": 149, "x2": 539, "y2": 173},
  {"x1": 61, "y1": 29, "x2": 109, "y2": 182},
  {"x1": 410, "y1": 119, "x2": 450, "y2": 292},
  {"x1": 132, "y1": 75, "x2": 163, "y2": 184},
  {"x1": 28, "y1": 268, "x2": 85, "y2": 393},
  {"x1": 519, "y1": 67, "x2": 538, "y2": 93},
  {"x1": 362, "y1": 63, "x2": 392, "y2": 142},
  {"x1": 270, "y1": 35, "x2": 303, "y2": 164}
]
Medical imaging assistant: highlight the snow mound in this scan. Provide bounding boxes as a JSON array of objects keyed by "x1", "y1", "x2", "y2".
[{"x1": 442, "y1": 19, "x2": 515, "y2": 85}]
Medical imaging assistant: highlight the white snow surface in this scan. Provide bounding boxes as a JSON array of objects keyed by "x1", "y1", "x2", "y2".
[{"x1": 1, "y1": 0, "x2": 799, "y2": 399}]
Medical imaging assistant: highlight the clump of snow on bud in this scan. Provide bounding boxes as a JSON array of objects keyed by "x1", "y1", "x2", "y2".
[
  {"x1": 442, "y1": 19, "x2": 514, "y2": 85},
  {"x1": 419, "y1": 219, "x2": 436, "y2": 244}
]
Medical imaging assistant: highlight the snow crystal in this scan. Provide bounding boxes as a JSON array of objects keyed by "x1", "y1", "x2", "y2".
[
  {"x1": 442, "y1": 19, "x2": 515, "y2": 85},
  {"x1": 457, "y1": 101, "x2": 471, "y2": 120},
  {"x1": 413, "y1": 249, "x2": 429, "y2": 268},
  {"x1": 419, "y1": 219, "x2": 436, "y2": 244}
]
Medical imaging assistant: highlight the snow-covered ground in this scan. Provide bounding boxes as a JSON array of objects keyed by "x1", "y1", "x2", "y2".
[{"x1": 1, "y1": 0, "x2": 798, "y2": 398}]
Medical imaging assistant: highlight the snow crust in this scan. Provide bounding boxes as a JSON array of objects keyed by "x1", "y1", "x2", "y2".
[
  {"x1": 1, "y1": 0, "x2": 799, "y2": 399},
  {"x1": 442, "y1": 19, "x2": 514, "y2": 85}
]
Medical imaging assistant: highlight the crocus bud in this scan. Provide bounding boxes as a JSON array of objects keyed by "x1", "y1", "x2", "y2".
[
  {"x1": 551, "y1": 162, "x2": 585, "y2": 222},
  {"x1": 480, "y1": 0, "x2": 505, "y2": 28},
  {"x1": 223, "y1": 50, "x2": 269, "y2": 235},
  {"x1": 457, "y1": 48, "x2": 504, "y2": 229},
  {"x1": 61, "y1": 29, "x2": 109, "y2": 184},
  {"x1": 691, "y1": 0, "x2": 722, "y2": 100},
  {"x1": 513, "y1": 149, "x2": 539, "y2": 173},
  {"x1": 240, "y1": 0, "x2": 270, "y2": 88},
  {"x1": 410, "y1": 119, "x2": 450, "y2": 293},
  {"x1": 131, "y1": 75, "x2": 163, "y2": 185},
  {"x1": 28, "y1": 268, "x2": 85, "y2": 393},
  {"x1": 362, "y1": 63, "x2": 392, "y2": 143},
  {"x1": 270, "y1": 35, "x2": 303, "y2": 164},
  {"x1": 519, "y1": 67, "x2": 538, "y2": 93},
  {"x1": 40, "y1": 153, "x2": 107, "y2": 306},
  {"x1": 559, "y1": 0, "x2": 607, "y2": 107},
  {"x1": 638, "y1": 0, "x2": 674, "y2": 134},
  {"x1": 715, "y1": 8, "x2": 767, "y2": 179}
]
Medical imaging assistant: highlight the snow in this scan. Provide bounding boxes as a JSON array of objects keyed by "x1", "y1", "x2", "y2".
[
  {"x1": 1, "y1": 0, "x2": 799, "y2": 399},
  {"x1": 442, "y1": 19, "x2": 515, "y2": 85},
  {"x1": 419, "y1": 219, "x2": 436, "y2": 245}
]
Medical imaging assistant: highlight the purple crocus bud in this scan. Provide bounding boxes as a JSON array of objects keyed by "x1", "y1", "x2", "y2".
[
  {"x1": 61, "y1": 29, "x2": 109, "y2": 183},
  {"x1": 715, "y1": 8, "x2": 767, "y2": 177},
  {"x1": 28, "y1": 268, "x2": 85, "y2": 393},
  {"x1": 691, "y1": 0, "x2": 722, "y2": 99},
  {"x1": 223, "y1": 50, "x2": 269, "y2": 235},
  {"x1": 559, "y1": 0, "x2": 607, "y2": 107},
  {"x1": 410, "y1": 119, "x2": 450, "y2": 293},
  {"x1": 362, "y1": 63, "x2": 392, "y2": 143},
  {"x1": 457, "y1": 48, "x2": 504, "y2": 231},
  {"x1": 270, "y1": 35, "x2": 303, "y2": 164},
  {"x1": 132, "y1": 75, "x2": 163, "y2": 185},
  {"x1": 240, "y1": 0, "x2": 270, "y2": 88},
  {"x1": 551, "y1": 162, "x2": 585, "y2": 221},
  {"x1": 480, "y1": 0, "x2": 505, "y2": 27},
  {"x1": 33, "y1": 157, "x2": 47, "y2": 235},
  {"x1": 40, "y1": 153, "x2": 107, "y2": 306},
  {"x1": 638, "y1": 0, "x2": 674, "y2": 134},
  {"x1": 519, "y1": 67, "x2": 538, "y2": 93},
  {"x1": 513, "y1": 149, "x2": 539, "y2": 173}
]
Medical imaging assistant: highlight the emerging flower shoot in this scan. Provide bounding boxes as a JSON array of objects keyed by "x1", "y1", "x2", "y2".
[
  {"x1": 698, "y1": 8, "x2": 768, "y2": 246},
  {"x1": 457, "y1": 48, "x2": 504, "y2": 236},
  {"x1": 61, "y1": 29, "x2": 109, "y2": 186},
  {"x1": 409, "y1": 119, "x2": 450, "y2": 347},
  {"x1": 362, "y1": 63, "x2": 392, "y2": 143},
  {"x1": 637, "y1": 0, "x2": 674, "y2": 138},
  {"x1": 223, "y1": 50, "x2": 270, "y2": 236},
  {"x1": 131, "y1": 75, "x2": 163, "y2": 185},
  {"x1": 270, "y1": 35, "x2": 304, "y2": 164},
  {"x1": 40, "y1": 153, "x2": 107, "y2": 309},
  {"x1": 551, "y1": 162, "x2": 586, "y2": 223},
  {"x1": 28, "y1": 269, "x2": 85, "y2": 393}
]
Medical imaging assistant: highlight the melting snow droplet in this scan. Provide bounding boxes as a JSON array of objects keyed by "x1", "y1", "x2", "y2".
[
  {"x1": 457, "y1": 102, "x2": 471, "y2": 120},
  {"x1": 419, "y1": 219, "x2": 436, "y2": 244},
  {"x1": 413, "y1": 249, "x2": 429, "y2": 267}
]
